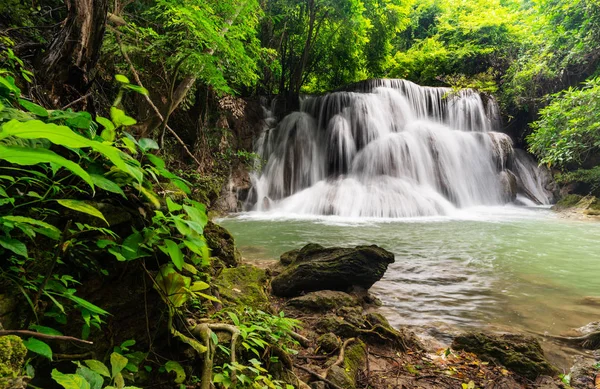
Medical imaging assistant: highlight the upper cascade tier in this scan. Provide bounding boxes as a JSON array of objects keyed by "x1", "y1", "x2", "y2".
[{"x1": 247, "y1": 79, "x2": 555, "y2": 217}]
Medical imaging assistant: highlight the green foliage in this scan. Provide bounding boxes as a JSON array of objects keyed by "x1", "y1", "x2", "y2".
[
  {"x1": 527, "y1": 77, "x2": 600, "y2": 168},
  {"x1": 555, "y1": 166, "x2": 600, "y2": 192},
  {"x1": 211, "y1": 308, "x2": 300, "y2": 389},
  {"x1": 52, "y1": 350, "x2": 143, "y2": 389},
  {"x1": 0, "y1": 64, "x2": 211, "y2": 386}
]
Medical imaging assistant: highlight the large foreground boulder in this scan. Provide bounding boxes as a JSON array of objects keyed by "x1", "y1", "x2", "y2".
[
  {"x1": 271, "y1": 244, "x2": 394, "y2": 297},
  {"x1": 452, "y1": 332, "x2": 558, "y2": 380}
]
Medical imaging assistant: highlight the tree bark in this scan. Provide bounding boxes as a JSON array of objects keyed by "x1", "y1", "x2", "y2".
[{"x1": 40, "y1": 0, "x2": 109, "y2": 106}]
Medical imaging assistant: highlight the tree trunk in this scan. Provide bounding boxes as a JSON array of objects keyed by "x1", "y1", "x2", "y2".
[{"x1": 40, "y1": 0, "x2": 109, "y2": 107}]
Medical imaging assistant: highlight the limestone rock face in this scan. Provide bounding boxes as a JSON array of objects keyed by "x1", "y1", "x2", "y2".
[
  {"x1": 451, "y1": 332, "x2": 558, "y2": 380},
  {"x1": 271, "y1": 244, "x2": 394, "y2": 297}
]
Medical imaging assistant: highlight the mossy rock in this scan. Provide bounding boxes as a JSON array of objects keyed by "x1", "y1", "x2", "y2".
[
  {"x1": 214, "y1": 265, "x2": 269, "y2": 309},
  {"x1": 272, "y1": 244, "x2": 395, "y2": 297},
  {"x1": 315, "y1": 315, "x2": 361, "y2": 338},
  {"x1": 363, "y1": 312, "x2": 423, "y2": 351},
  {"x1": 287, "y1": 290, "x2": 360, "y2": 312},
  {"x1": 317, "y1": 333, "x2": 341, "y2": 354},
  {"x1": 204, "y1": 221, "x2": 241, "y2": 268},
  {"x1": 451, "y1": 332, "x2": 558, "y2": 380},
  {"x1": 0, "y1": 335, "x2": 26, "y2": 388},
  {"x1": 554, "y1": 194, "x2": 584, "y2": 209},
  {"x1": 280, "y1": 243, "x2": 325, "y2": 265},
  {"x1": 325, "y1": 339, "x2": 367, "y2": 389}
]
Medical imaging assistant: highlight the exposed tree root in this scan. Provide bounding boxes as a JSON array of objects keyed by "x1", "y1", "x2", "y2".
[
  {"x1": 188, "y1": 322, "x2": 240, "y2": 389},
  {"x1": 293, "y1": 363, "x2": 345, "y2": 389}
]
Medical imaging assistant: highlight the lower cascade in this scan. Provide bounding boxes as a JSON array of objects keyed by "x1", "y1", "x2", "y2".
[{"x1": 247, "y1": 79, "x2": 554, "y2": 217}]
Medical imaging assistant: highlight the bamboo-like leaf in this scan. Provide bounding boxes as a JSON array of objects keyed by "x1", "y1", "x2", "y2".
[
  {"x1": 57, "y1": 200, "x2": 108, "y2": 225},
  {"x1": 0, "y1": 145, "x2": 94, "y2": 189}
]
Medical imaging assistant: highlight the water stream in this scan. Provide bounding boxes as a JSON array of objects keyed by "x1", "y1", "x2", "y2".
[{"x1": 219, "y1": 208, "x2": 600, "y2": 339}]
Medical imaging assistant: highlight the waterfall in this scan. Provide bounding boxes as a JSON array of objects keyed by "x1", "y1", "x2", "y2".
[{"x1": 247, "y1": 79, "x2": 553, "y2": 217}]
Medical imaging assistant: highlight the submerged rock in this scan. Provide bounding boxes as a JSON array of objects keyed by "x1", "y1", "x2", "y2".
[
  {"x1": 451, "y1": 332, "x2": 558, "y2": 380},
  {"x1": 204, "y1": 221, "x2": 242, "y2": 268},
  {"x1": 271, "y1": 244, "x2": 394, "y2": 297},
  {"x1": 287, "y1": 290, "x2": 360, "y2": 312}
]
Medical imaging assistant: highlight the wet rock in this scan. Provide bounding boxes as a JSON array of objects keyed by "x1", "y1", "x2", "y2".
[
  {"x1": 326, "y1": 339, "x2": 367, "y2": 389},
  {"x1": 280, "y1": 243, "x2": 325, "y2": 266},
  {"x1": 569, "y1": 356, "x2": 598, "y2": 388},
  {"x1": 363, "y1": 312, "x2": 423, "y2": 351},
  {"x1": 317, "y1": 333, "x2": 341, "y2": 354},
  {"x1": 315, "y1": 315, "x2": 360, "y2": 338},
  {"x1": 338, "y1": 307, "x2": 364, "y2": 328},
  {"x1": 0, "y1": 335, "x2": 27, "y2": 389},
  {"x1": 214, "y1": 265, "x2": 269, "y2": 309},
  {"x1": 553, "y1": 195, "x2": 600, "y2": 217},
  {"x1": 533, "y1": 376, "x2": 562, "y2": 389},
  {"x1": 287, "y1": 290, "x2": 360, "y2": 312},
  {"x1": 271, "y1": 244, "x2": 394, "y2": 297},
  {"x1": 204, "y1": 221, "x2": 242, "y2": 268},
  {"x1": 500, "y1": 170, "x2": 518, "y2": 202},
  {"x1": 452, "y1": 332, "x2": 558, "y2": 380}
]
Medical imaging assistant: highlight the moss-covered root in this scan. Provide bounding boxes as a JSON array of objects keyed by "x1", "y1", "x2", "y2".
[
  {"x1": 325, "y1": 339, "x2": 367, "y2": 389},
  {"x1": 0, "y1": 335, "x2": 27, "y2": 389}
]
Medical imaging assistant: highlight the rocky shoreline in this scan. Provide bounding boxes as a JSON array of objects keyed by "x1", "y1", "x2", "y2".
[{"x1": 216, "y1": 243, "x2": 600, "y2": 389}]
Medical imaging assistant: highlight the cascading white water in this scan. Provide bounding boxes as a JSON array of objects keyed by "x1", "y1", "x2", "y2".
[{"x1": 247, "y1": 79, "x2": 553, "y2": 217}]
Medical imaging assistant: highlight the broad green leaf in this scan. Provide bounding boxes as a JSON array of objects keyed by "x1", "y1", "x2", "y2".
[
  {"x1": 30, "y1": 325, "x2": 63, "y2": 336},
  {"x1": 76, "y1": 366, "x2": 104, "y2": 389},
  {"x1": 24, "y1": 338, "x2": 53, "y2": 360},
  {"x1": 138, "y1": 138, "x2": 159, "y2": 152},
  {"x1": 0, "y1": 236, "x2": 27, "y2": 256},
  {"x1": 18, "y1": 98, "x2": 48, "y2": 117},
  {"x1": 66, "y1": 112, "x2": 92, "y2": 129},
  {"x1": 0, "y1": 75, "x2": 20, "y2": 94},
  {"x1": 0, "y1": 119, "x2": 142, "y2": 182},
  {"x1": 115, "y1": 74, "x2": 130, "y2": 84},
  {"x1": 166, "y1": 197, "x2": 183, "y2": 212},
  {"x1": 183, "y1": 205, "x2": 208, "y2": 228},
  {"x1": 110, "y1": 107, "x2": 137, "y2": 127},
  {"x1": 57, "y1": 200, "x2": 108, "y2": 225},
  {"x1": 51, "y1": 369, "x2": 90, "y2": 389},
  {"x1": 165, "y1": 360, "x2": 186, "y2": 384},
  {"x1": 162, "y1": 239, "x2": 184, "y2": 270},
  {"x1": 96, "y1": 116, "x2": 115, "y2": 132},
  {"x1": 0, "y1": 145, "x2": 94, "y2": 190},
  {"x1": 154, "y1": 265, "x2": 191, "y2": 308},
  {"x1": 101, "y1": 128, "x2": 116, "y2": 142},
  {"x1": 110, "y1": 353, "x2": 129, "y2": 378},
  {"x1": 146, "y1": 154, "x2": 166, "y2": 169},
  {"x1": 90, "y1": 174, "x2": 125, "y2": 197},
  {"x1": 84, "y1": 360, "x2": 111, "y2": 377},
  {"x1": 114, "y1": 372, "x2": 125, "y2": 389}
]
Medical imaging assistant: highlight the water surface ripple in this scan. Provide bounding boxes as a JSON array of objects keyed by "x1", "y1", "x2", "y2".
[{"x1": 219, "y1": 206, "x2": 600, "y2": 336}]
